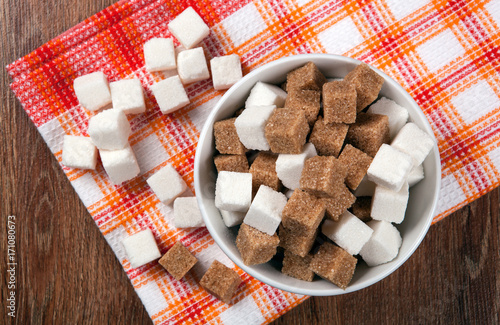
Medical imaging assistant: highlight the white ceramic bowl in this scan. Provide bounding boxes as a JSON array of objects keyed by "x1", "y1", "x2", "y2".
[{"x1": 194, "y1": 54, "x2": 441, "y2": 296}]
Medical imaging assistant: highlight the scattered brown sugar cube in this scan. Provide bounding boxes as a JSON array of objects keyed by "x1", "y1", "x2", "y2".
[
  {"x1": 214, "y1": 118, "x2": 247, "y2": 155},
  {"x1": 309, "y1": 117, "x2": 349, "y2": 157},
  {"x1": 282, "y1": 189, "x2": 325, "y2": 234},
  {"x1": 322, "y1": 80, "x2": 357, "y2": 124},
  {"x1": 286, "y1": 61, "x2": 327, "y2": 91},
  {"x1": 265, "y1": 108, "x2": 309, "y2": 154},
  {"x1": 343, "y1": 63, "x2": 384, "y2": 112},
  {"x1": 159, "y1": 242, "x2": 198, "y2": 280},
  {"x1": 351, "y1": 196, "x2": 372, "y2": 222},
  {"x1": 236, "y1": 223, "x2": 280, "y2": 265},
  {"x1": 320, "y1": 183, "x2": 356, "y2": 221},
  {"x1": 214, "y1": 154, "x2": 249, "y2": 173},
  {"x1": 309, "y1": 242, "x2": 357, "y2": 290},
  {"x1": 200, "y1": 260, "x2": 242, "y2": 304},
  {"x1": 346, "y1": 113, "x2": 390, "y2": 157},
  {"x1": 300, "y1": 156, "x2": 347, "y2": 198},
  {"x1": 284, "y1": 89, "x2": 321, "y2": 125},
  {"x1": 282, "y1": 250, "x2": 314, "y2": 282},
  {"x1": 249, "y1": 152, "x2": 281, "y2": 194},
  {"x1": 338, "y1": 144, "x2": 373, "y2": 190},
  {"x1": 279, "y1": 224, "x2": 318, "y2": 257}
]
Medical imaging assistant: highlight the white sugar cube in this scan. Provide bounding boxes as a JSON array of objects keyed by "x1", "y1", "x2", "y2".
[
  {"x1": 219, "y1": 209, "x2": 245, "y2": 227},
  {"x1": 144, "y1": 38, "x2": 176, "y2": 72},
  {"x1": 367, "y1": 97, "x2": 409, "y2": 139},
  {"x1": 151, "y1": 75, "x2": 190, "y2": 114},
  {"x1": 360, "y1": 220, "x2": 402, "y2": 266},
  {"x1": 177, "y1": 47, "x2": 210, "y2": 84},
  {"x1": 371, "y1": 182, "x2": 409, "y2": 224},
  {"x1": 408, "y1": 164, "x2": 424, "y2": 187},
  {"x1": 234, "y1": 105, "x2": 276, "y2": 151},
  {"x1": 391, "y1": 122, "x2": 435, "y2": 166},
  {"x1": 88, "y1": 109, "x2": 131, "y2": 150},
  {"x1": 173, "y1": 197, "x2": 205, "y2": 228},
  {"x1": 100, "y1": 145, "x2": 140, "y2": 184},
  {"x1": 110, "y1": 79, "x2": 146, "y2": 115},
  {"x1": 215, "y1": 171, "x2": 252, "y2": 212},
  {"x1": 353, "y1": 175, "x2": 376, "y2": 197},
  {"x1": 321, "y1": 211, "x2": 374, "y2": 256},
  {"x1": 367, "y1": 144, "x2": 413, "y2": 192},
  {"x1": 168, "y1": 7, "x2": 210, "y2": 49},
  {"x1": 121, "y1": 228, "x2": 161, "y2": 268},
  {"x1": 284, "y1": 189, "x2": 295, "y2": 199},
  {"x1": 210, "y1": 54, "x2": 242, "y2": 90},
  {"x1": 73, "y1": 71, "x2": 112, "y2": 111},
  {"x1": 243, "y1": 185, "x2": 287, "y2": 236},
  {"x1": 62, "y1": 135, "x2": 98, "y2": 170},
  {"x1": 276, "y1": 143, "x2": 317, "y2": 190},
  {"x1": 245, "y1": 81, "x2": 287, "y2": 108},
  {"x1": 147, "y1": 164, "x2": 187, "y2": 205}
]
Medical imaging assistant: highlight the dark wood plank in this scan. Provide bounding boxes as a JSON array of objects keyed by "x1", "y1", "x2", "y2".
[{"x1": 1, "y1": 1, "x2": 499, "y2": 324}]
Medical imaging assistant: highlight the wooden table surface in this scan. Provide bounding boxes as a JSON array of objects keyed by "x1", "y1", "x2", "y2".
[{"x1": 1, "y1": 1, "x2": 499, "y2": 324}]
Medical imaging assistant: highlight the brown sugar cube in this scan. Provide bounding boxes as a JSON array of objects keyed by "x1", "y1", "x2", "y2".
[
  {"x1": 322, "y1": 80, "x2": 357, "y2": 124},
  {"x1": 346, "y1": 113, "x2": 390, "y2": 157},
  {"x1": 279, "y1": 224, "x2": 318, "y2": 257},
  {"x1": 200, "y1": 260, "x2": 242, "y2": 304},
  {"x1": 249, "y1": 152, "x2": 281, "y2": 194},
  {"x1": 214, "y1": 118, "x2": 247, "y2": 155},
  {"x1": 214, "y1": 154, "x2": 249, "y2": 173},
  {"x1": 351, "y1": 196, "x2": 372, "y2": 222},
  {"x1": 309, "y1": 242, "x2": 357, "y2": 290},
  {"x1": 338, "y1": 144, "x2": 373, "y2": 190},
  {"x1": 236, "y1": 223, "x2": 280, "y2": 265},
  {"x1": 159, "y1": 242, "x2": 198, "y2": 280},
  {"x1": 284, "y1": 89, "x2": 321, "y2": 125},
  {"x1": 320, "y1": 183, "x2": 356, "y2": 221},
  {"x1": 265, "y1": 108, "x2": 310, "y2": 154},
  {"x1": 343, "y1": 63, "x2": 384, "y2": 112},
  {"x1": 300, "y1": 156, "x2": 347, "y2": 198},
  {"x1": 286, "y1": 61, "x2": 327, "y2": 91},
  {"x1": 282, "y1": 250, "x2": 315, "y2": 282},
  {"x1": 282, "y1": 189, "x2": 325, "y2": 234},
  {"x1": 309, "y1": 117, "x2": 349, "y2": 157}
]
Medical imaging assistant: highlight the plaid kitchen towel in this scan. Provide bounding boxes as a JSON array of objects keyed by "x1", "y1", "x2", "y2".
[{"x1": 7, "y1": 0, "x2": 500, "y2": 323}]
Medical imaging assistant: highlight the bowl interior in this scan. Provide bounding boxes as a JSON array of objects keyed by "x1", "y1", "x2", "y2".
[{"x1": 194, "y1": 54, "x2": 441, "y2": 296}]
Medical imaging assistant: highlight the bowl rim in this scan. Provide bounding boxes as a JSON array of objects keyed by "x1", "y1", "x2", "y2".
[{"x1": 194, "y1": 53, "x2": 441, "y2": 296}]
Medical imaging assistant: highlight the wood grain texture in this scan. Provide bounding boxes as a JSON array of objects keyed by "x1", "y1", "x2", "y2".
[{"x1": 1, "y1": 1, "x2": 499, "y2": 324}]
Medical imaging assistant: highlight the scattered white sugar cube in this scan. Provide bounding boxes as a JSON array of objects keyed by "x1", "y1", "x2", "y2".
[
  {"x1": 147, "y1": 164, "x2": 187, "y2": 205},
  {"x1": 367, "y1": 144, "x2": 413, "y2": 192},
  {"x1": 408, "y1": 164, "x2": 424, "y2": 187},
  {"x1": 391, "y1": 122, "x2": 435, "y2": 166},
  {"x1": 215, "y1": 171, "x2": 252, "y2": 212},
  {"x1": 168, "y1": 7, "x2": 210, "y2": 49},
  {"x1": 110, "y1": 79, "x2": 146, "y2": 115},
  {"x1": 234, "y1": 105, "x2": 276, "y2": 150},
  {"x1": 173, "y1": 197, "x2": 205, "y2": 228},
  {"x1": 284, "y1": 189, "x2": 295, "y2": 199},
  {"x1": 177, "y1": 47, "x2": 210, "y2": 84},
  {"x1": 359, "y1": 220, "x2": 402, "y2": 266},
  {"x1": 219, "y1": 209, "x2": 245, "y2": 227},
  {"x1": 121, "y1": 228, "x2": 161, "y2": 268},
  {"x1": 100, "y1": 145, "x2": 140, "y2": 184},
  {"x1": 367, "y1": 97, "x2": 409, "y2": 139},
  {"x1": 371, "y1": 182, "x2": 409, "y2": 224},
  {"x1": 62, "y1": 135, "x2": 98, "y2": 170},
  {"x1": 210, "y1": 54, "x2": 242, "y2": 90},
  {"x1": 243, "y1": 185, "x2": 287, "y2": 236},
  {"x1": 353, "y1": 175, "x2": 376, "y2": 197},
  {"x1": 276, "y1": 143, "x2": 317, "y2": 190},
  {"x1": 245, "y1": 81, "x2": 287, "y2": 108},
  {"x1": 321, "y1": 211, "x2": 374, "y2": 255},
  {"x1": 88, "y1": 109, "x2": 131, "y2": 150},
  {"x1": 143, "y1": 38, "x2": 176, "y2": 72},
  {"x1": 73, "y1": 71, "x2": 112, "y2": 111},
  {"x1": 151, "y1": 75, "x2": 190, "y2": 114}
]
